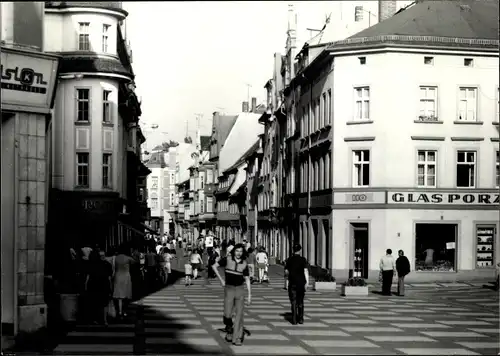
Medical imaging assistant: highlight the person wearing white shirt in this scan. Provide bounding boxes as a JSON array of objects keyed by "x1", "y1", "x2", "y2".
[{"x1": 379, "y1": 249, "x2": 396, "y2": 295}]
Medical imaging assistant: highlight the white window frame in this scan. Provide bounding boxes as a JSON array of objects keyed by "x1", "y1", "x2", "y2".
[
  {"x1": 78, "y1": 22, "x2": 90, "y2": 51},
  {"x1": 458, "y1": 87, "x2": 478, "y2": 122},
  {"x1": 102, "y1": 24, "x2": 110, "y2": 53},
  {"x1": 151, "y1": 177, "x2": 158, "y2": 190},
  {"x1": 496, "y1": 151, "x2": 499, "y2": 188},
  {"x1": 352, "y1": 150, "x2": 370, "y2": 187},
  {"x1": 76, "y1": 152, "x2": 90, "y2": 187},
  {"x1": 77, "y1": 88, "x2": 90, "y2": 122},
  {"x1": 496, "y1": 87, "x2": 499, "y2": 123},
  {"x1": 419, "y1": 86, "x2": 438, "y2": 121},
  {"x1": 102, "y1": 90, "x2": 111, "y2": 123},
  {"x1": 102, "y1": 153, "x2": 112, "y2": 188},
  {"x1": 417, "y1": 150, "x2": 437, "y2": 188},
  {"x1": 354, "y1": 87, "x2": 370, "y2": 121},
  {"x1": 456, "y1": 150, "x2": 477, "y2": 188}
]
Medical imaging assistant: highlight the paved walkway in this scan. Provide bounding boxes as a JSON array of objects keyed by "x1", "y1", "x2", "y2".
[{"x1": 52, "y1": 275, "x2": 499, "y2": 355}]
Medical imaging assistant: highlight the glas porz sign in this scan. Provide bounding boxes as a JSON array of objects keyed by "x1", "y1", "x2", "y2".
[
  {"x1": 390, "y1": 192, "x2": 499, "y2": 205},
  {"x1": 1, "y1": 65, "x2": 48, "y2": 94}
]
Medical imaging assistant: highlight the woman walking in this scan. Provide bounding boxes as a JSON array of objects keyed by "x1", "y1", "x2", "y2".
[
  {"x1": 113, "y1": 245, "x2": 135, "y2": 318},
  {"x1": 190, "y1": 249, "x2": 204, "y2": 280},
  {"x1": 255, "y1": 248, "x2": 268, "y2": 283}
]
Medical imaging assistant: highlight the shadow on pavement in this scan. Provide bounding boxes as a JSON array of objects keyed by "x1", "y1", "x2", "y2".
[{"x1": 280, "y1": 312, "x2": 294, "y2": 325}]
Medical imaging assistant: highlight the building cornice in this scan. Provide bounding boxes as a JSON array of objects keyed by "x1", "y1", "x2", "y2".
[
  {"x1": 44, "y1": 2, "x2": 128, "y2": 19},
  {"x1": 57, "y1": 56, "x2": 134, "y2": 80}
]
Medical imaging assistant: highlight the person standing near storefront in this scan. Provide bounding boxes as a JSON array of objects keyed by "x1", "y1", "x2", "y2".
[
  {"x1": 284, "y1": 244, "x2": 309, "y2": 325},
  {"x1": 379, "y1": 249, "x2": 396, "y2": 296},
  {"x1": 212, "y1": 243, "x2": 251, "y2": 346},
  {"x1": 396, "y1": 250, "x2": 411, "y2": 297}
]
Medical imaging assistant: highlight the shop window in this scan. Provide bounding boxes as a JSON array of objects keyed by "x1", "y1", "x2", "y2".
[
  {"x1": 476, "y1": 226, "x2": 495, "y2": 267},
  {"x1": 415, "y1": 223, "x2": 457, "y2": 272}
]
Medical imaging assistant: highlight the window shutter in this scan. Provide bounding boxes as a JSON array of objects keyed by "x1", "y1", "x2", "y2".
[
  {"x1": 103, "y1": 130, "x2": 113, "y2": 151},
  {"x1": 76, "y1": 128, "x2": 90, "y2": 149}
]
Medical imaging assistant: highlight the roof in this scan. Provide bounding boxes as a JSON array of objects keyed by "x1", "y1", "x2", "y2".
[
  {"x1": 218, "y1": 113, "x2": 264, "y2": 174},
  {"x1": 146, "y1": 151, "x2": 165, "y2": 168},
  {"x1": 348, "y1": 0, "x2": 499, "y2": 41},
  {"x1": 200, "y1": 135, "x2": 211, "y2": 151},
  {"x1": 223, "y1": 139, "x2": 260, "y2": 174},
  {"x1": 210, "y1": 113, "x2": 238, "y2": 160}
]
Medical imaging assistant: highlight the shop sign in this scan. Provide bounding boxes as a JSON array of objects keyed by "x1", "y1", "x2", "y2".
[
  {"x1": 334, "y1": 191, "x2": 385, "y2": 204},
  {"x1": 389, "y1": 192, "x2": 499, "y2": 205},
  {"x1": 1, "y1": 49, "x2": 59, "y2": 110},
  {"x1": 81, "y1": 199, "x2": 117, "y2": 214}
]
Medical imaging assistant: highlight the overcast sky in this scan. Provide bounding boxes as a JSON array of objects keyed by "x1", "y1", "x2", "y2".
[{"x1": 123, "y1": 1, "x2": 334, "y2": 149}]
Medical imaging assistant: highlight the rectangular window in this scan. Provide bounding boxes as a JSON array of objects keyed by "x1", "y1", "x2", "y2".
[
  {"x1": 456, "y1": 151, "x2": 476, "y2": 188},
  {"x1": 354, "y1": 87, "x2": 370, "y2": 120},
  {"x1": 102, "y1": 153, "x2": 112, "y2": 188},
  {"x1": 322, "y1": 93, "x2": 327, "y2": 127},
  {"x1": 76, "y1": 152, "x2": 89, "y2": 187},
  {"x1": 77, "y1": 89, "x2": 90, "y2": 121},
  {"x1": 311, "y1": 101, "x2": 316, "y2": 132},
  {"x1": 306, "y1": 103, "x2": 310, "y2": 135},
  {"x1": 151, "y1": 197, "x2": 158, "y2": 209},
  {"x1": 78, "y1": 22, "x2": 90, "y2": 51},
  {"x1": 458, "y1": 87, "x2": 478, "y2": 121},
  {"x1": 102, "y1": 90, "x2": 111, "y2": 123},
  {"x1": 419, "y1": 86, "x2": 438, "y2": 120},
  {"x1": 353, "y1": 150, "x2": 370, "y2": 187},
  {"x1": 327, "y1": 89, "x2": 332, "y2": 125},
  {"x1": 151, "y1": 177, "x2": 158, "y2": 190},
  {"x1": 417, "y1": 150, "x2": 436, "y2": 187},
  {"x1": 496, "y1": 151, "x2": 499, "y2": 188},
  {"x1": 496, "y1": 87, "x2": 499, "y2": 122},
  {"x1": 354, "y1": 5, "x2": 363, "y2": 21},
  {"x1": 102, "y1": 24, "x2": 110, "y2": 52},
  {"x1": 206, "y1": 197, "x2": 213, "y2": 213},
  {"x1": 316, "y1": 98, "x2": 320, "y2": 130}
]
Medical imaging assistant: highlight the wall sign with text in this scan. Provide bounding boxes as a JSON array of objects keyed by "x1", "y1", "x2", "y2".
[
  {"x1": 334, "y1": 191, "x2": 386, "y2": 205},
  {"x1": 389, "y1": 192, "x2": 499, "y2": 205}
]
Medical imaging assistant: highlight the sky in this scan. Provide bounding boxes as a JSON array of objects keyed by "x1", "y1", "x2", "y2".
[{"x1": 123, "y1": 1, "x2": 335, "y2": 150}]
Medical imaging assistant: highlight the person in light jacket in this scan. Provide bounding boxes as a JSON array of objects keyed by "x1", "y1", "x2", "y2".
[
  {"x1": 379, "y1": 249, "x2": 396, "y2": 296},
  {"x1": 396, "y1": 250, "x2": 411, "y2": 297}
]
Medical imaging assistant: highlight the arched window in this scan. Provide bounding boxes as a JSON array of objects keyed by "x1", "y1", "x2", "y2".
[
  {"x1": 319, "y1": 156, "x2": 324, "y2": 190},
  {"x1": 325, "y1": 153, "x2": 331, "y2": 189}
]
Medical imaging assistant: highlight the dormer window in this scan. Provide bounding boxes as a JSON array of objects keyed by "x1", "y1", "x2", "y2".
[{"x1": 78, "y1": 22, "x2": 90, "y2": 51}]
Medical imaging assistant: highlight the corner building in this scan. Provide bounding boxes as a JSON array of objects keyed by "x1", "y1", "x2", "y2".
[{"x1": 322, "y1": 1, "x2": 499, "y2": 282}]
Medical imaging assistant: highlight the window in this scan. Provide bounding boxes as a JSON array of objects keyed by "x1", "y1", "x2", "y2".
[
  {"x1": 311, "y1": 101, "x2": 316, "y2": 132},
  {"x1": 496, "y1": 151, "x2": 499, "y2": 188},
  {"x1": 77, "y1": 89, "x2": 90, "y2": 121},
  {"x1": 102, "y1": 24, "x2": 110, "y2": 52},
  {"x1": 456, "y1": 151, "x2": 476, "y2": 188},
  {"x1": 151, "y1": 193, "x2": 158, "y2": 209},
  {"x1": 417, "y1": 150, "x2": 436, "y2": 187},
  {"x1": 78, "y1": 22, "x2": 90, "y2": 51},
  {"x1": 206, "y1": 170, "x2": 213, "y2": 184},
  {"x1": 458, "y1": 87, "x2": 477, "y2": 121},
  {"x1": 151, "y1": 177, "x2": 158, "y2": 190},
  {"x1": 170, "y1": 173, "x2": 175, "y2": 183},
  {"x1": 102, "y1": 153, "x2": 112, "y2": 188},
  {"x1": 419, "y1": 86, "x2": 437, "y2": 120},
  {"x1": 316, "y1": 98, "x2": 320, "y2": 129},
  {"x1": 424, "y1": 56, "x2": 434, "y2": 65},
  {"x1": 76, "y1": 152, "x2": 89, "y2": 187},
  {"x1": 354, "y1": 87, "x2": 370, "y2": 120},
  {"x1": 102, "y1": 90, "x2": 111, "y2": 123},
  {"x1": 353, "y1": 150, "x2": 370, "y2": 187},
  {"x1": 354, "y1": 5, "x2": 363, "y2": 21},
  {"x1": 496, "y1": 87, "x2": 499, "y2": 122},
  {"x1": 206, "y1": 197, "x2": 213, "y2": 213},
  {"x1": 415, "y1": 223, "x2": 457, "y2": 272},
  {"x1": 170, "y1": 192, "x2": 175, "y2": 205},
  {"x1": 359, "y1": 57, "x2": 366, "y2": 65},
  {"x1": 464, "y1": 58, "x2": 473, "y2": 67},
  {"x1": 327, "y1": 89, "x2": 332, "y2": 125}
]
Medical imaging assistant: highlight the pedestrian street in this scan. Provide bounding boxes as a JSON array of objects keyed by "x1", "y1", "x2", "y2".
[{"x1": 53, "y1": 279, "x2": 499, "y2": 355}]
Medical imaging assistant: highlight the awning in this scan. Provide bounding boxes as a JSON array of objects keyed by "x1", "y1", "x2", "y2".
[{"x1": 118, "y1": 221, "x2": 146, "y2": 236}]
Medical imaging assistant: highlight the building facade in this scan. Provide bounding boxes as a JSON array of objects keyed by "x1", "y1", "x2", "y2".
[
  {"x1": 289, "y1": 0, "x2": 500, "y2": 281},
  {"x1": 1, "y1": 1, "x2": 60, "y2": 338}
]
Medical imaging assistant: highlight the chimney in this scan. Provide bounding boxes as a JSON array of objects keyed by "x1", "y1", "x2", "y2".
[
  {"x1": 242, "y1": 101, "x2": 249, "y2": 113},
  {"x1": 378, "y1": 0, "x2": 397, "y2": 22},
  {"x1": 251, "y1": 97, "x2": 257, "y2": 112}
]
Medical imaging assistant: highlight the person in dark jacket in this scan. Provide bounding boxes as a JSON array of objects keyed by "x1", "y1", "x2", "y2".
[
  {"x1": 396, "y1": 250, "x2": 411, "y2": 297},
  {"x1": 284, "y1": 244, "x2": 310, "y2": 325}
]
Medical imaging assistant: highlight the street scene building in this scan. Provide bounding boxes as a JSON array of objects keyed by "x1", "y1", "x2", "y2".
[{"x1": 2, "y1": 0, "x2": 499, "y2": 354}]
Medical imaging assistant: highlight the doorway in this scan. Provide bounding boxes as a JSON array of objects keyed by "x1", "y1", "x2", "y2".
[{"x1": 351, "y1": 222, "x2": 369, "y2": 279}]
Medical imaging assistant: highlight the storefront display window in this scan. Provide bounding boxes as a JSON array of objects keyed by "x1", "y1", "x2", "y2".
[
  {"x1": 476, "y1": 226, "x2": 495, "y2": 267},
  {"x1": 415, "y1": 223, "x2": 457, "y2": 272}
]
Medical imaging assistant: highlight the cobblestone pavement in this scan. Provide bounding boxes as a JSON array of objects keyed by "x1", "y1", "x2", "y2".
[{"x1": 53, "y1": 278, "x2": 499, "y2": 355}]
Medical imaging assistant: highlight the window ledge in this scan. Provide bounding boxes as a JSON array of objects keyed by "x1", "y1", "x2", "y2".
[
  {"x1": 347, "y1": 120, "x2": 373, "y2": 125},
  {"x1": 344, "y1": 136, "x2": 375, "y2": 142},
  {"x1": 74, "y1": 186, "x2": 90, "y2": 190},
  {"x1": 413, "y1": 120, "x2": 443, "y2": 124},
  {"x1": 450, "y1": 137, "x2": 484, "y2": 142},
  {"x1": 493, "y1": 122, "x2": 499, "y2": 126},
  {"x1": 103, "y1": 122, "x2": 114, "y2": 127},
  {"x1": 453, "y1": 121, "x2": 484, "y2": 125},
  {"x1": 75, "y1": 121, "x2": 91, "y2": 126}
]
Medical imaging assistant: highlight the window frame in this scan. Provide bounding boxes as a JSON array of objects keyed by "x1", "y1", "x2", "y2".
[
  {"x1": 416, "y1": 150, "x2": 437, "y2": 188},
  {"x1": 418, "y1": 85, "x2": 438, "y2": 120},
  {"x1": 496, "y1": 87, "x2": 499, "y2": 123},
  {"x1": 352, "y1": 149, "x2": 371, "y2": 188},
  {"x1": 496, "y1": 150, "x2": 499, "y2": 188},
  {"x1": 78, "y1": 22, "x2": 91, "y2": 51},
  {"x1": 353, "y1": 86, "x2": 370, "y2": 121},
  {"x1": 151, "y1": 176, "x2": 159, "y2": 190},
  {"x1": 456, "y1": 150, "x2": 477, "y2": 188},
  {"x1": 76, "y1": 152, "x2": 90, "y2": 188},
  {"x1": 457, "y1": 86, "x2": 478, "y2": 122},
  {"x1": 102, "y1": 24, "x2": 110, "y2": 53},
  {"x1": 76, "y1": 87, "x2": 91, "y2": 122},
  {"x1": 102, "y1": 153, "x2": 112, "y2": 188},
  {"x1": 102, "y1": 89, "x2": 112, "y2": 123}
]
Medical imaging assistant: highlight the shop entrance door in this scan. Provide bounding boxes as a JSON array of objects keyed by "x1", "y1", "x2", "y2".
[{"x1": 351, "y1": 223, "x2": 369, "y2": 279}]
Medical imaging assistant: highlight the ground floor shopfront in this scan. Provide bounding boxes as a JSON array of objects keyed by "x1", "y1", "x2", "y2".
[{"x1": 329, "y1": 190, "x2": 500, "y2": 282}]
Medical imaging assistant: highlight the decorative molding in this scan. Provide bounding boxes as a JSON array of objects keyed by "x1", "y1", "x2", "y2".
[
  {"x1": 343, "y1": 136, "x2": 375, "y2": 142},
  {"x1": 411, "y1": 136, "x2": 446, "y2": 141},
  {"x1": 450, "y1": 137, "x2": 485, "y2": 142}
]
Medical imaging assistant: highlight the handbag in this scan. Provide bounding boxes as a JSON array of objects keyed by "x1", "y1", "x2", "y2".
[{"x1": 107, "y1": 300, "x2": 116, "y2": 318}]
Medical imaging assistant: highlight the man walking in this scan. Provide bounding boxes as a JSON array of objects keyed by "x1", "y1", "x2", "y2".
[
  {"x1": 396, "y1": 250, "x2": 410, "y2": 296},
  {"x1": 284, "y1": 244, "x2": 309, "y2": 325},
  {"x1": 379, "y1": 249, "x2": 396, "y2": 296},
  {"x1": 212, "y1": 243, "x2": 251, "y2": 346}
]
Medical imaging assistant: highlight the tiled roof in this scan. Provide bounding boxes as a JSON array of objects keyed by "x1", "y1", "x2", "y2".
[
  {"x1": 45, "y1": 1, "x2": 128, "y2": 15},
  {"x1": 348, "y1": 0, "x2": 499, "y2": 41},
  {"x1": 218, "y1": 113, "x2": 264, "y2": 174}
]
